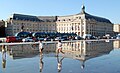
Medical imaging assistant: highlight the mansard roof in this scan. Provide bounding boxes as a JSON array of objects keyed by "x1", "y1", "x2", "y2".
[
  {"x1": 76, "y1": 12, "x2": 111, "y2": 23},
  {"x1": 84, "y1": 13, "x2": 111, "y2": 23},
  {"x1": 79, "y1": 5, "x2": 112, "y2": 23},
  {"x1": 11, "y1": 11, "x2": 112, "y2": 23},
  {"x1": 12, "y1": 14, "x2": 41, "y2": 22},
  {"x1": 12, "y1": 14, "x2": 56, "y2": 22}
]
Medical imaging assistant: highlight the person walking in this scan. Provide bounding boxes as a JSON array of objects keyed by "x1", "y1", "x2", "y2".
[
  {"x1": 39, "y1": 40, "x2": 44, "y2": 55},
  {"x1": 56, "y1": 40, "x2": 64, "y2": 56}
]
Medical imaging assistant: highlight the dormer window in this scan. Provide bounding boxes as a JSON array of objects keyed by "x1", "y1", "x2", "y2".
[
  {"x1": 58, "y1": 20, "x2": 60, "y2": 21},
  {"x1": 10, "y1": 18, "x2": 12, "y2": 20}
]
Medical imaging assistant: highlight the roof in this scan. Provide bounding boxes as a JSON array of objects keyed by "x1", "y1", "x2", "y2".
[
  {"x1": 11, "y1": 11, "x2": 112, "y2": 23},
  {"x1": 12, "y1": 14, "x2": 42, "y2": 22},
  {"x1": 77, "y1": 12, "x2": 111, "y2": 23},
  {"x1": 85, "y1": 13, "x2": 111, "y2": 23},
  {"x1": 12, "y1": 14, "x2": 56, "y2": 22},
  {"x1": 78, "y1": 5, "x2": 112, "y2": 23}
]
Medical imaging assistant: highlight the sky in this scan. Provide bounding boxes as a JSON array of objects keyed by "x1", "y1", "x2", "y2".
[{"x1": 0, "y1": 0, "x2": 120, "y2": 24}]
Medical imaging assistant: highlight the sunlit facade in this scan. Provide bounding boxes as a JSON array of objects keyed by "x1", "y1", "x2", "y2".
[
  {"x1": 113, "y1": 24, "x2": 120, "y2": 35},
  {"x1": 5, "y1": 5, "x2": 113, "y2": 37},
  {"x1": 56, "y1": 5, "x2": 113, "y2": 37},
  {"x1": 5, "y1": 15, "x2": 57, "y2": 36}
]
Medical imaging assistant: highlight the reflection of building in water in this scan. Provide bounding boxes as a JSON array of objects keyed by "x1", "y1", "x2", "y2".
[
  {"x1": 62, "y1": 41, "x2": 85, "y2": 59},
  {"x1": 41, "y1": 41, "x2": 113, "y2": 69},
  {"x1": 7, "y1": 44, "x2": 39, "y2": 59},
  {"x1": 43, "y1": 43, "x2": 56, "y2": 53},
  {"x1": 62, "y1": 41, "x2": 113, "y2": 69},
  {"x1": 62, "y1": 41, "x2": 113, "y2": 59},
  {"x1": 113, "y1": 41, "x2": 120, "y2": 49}
]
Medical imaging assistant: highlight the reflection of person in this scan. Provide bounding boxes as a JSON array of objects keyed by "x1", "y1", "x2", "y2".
[
  {"x1": 39, "y1": 41, "x2": 44, "y2": 55},
  {"x1": 2, "y1": 45, "x2": 6, "y2": 69},
  {"x1": 57, "y1": 55, "x2": 64, "y2": 72},
  {"x1": 40, "y1": 54, "x2": 44, "y2": 72},
  {"x1": 56, "y1": 40, "x2": 64, "y2": 56},
  {"x1": 81, "y1": 60, "x2": 85, "y2": 69}
]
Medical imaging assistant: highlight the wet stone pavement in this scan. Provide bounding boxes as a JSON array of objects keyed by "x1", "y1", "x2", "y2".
[{"x1": 0, "y1": 40, "x2": 120, "y2": 73}]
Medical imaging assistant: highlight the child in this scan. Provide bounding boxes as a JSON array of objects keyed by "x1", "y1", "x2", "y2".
[
  {"x1": 56, "y1": 40, "x2": 64, "y2": 56},
  {"x1": 39, "y1": 41, "x2": 44, "y2": 55}
]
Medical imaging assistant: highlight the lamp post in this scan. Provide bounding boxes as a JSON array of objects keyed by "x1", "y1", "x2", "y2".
[{"x1": 21, "y1": 23, "x2": 24, "y2": 32}]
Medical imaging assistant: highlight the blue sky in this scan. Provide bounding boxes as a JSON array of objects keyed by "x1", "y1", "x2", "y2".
[{"x1": 0, "y1": 0, "x2": 120, "y2": 24}]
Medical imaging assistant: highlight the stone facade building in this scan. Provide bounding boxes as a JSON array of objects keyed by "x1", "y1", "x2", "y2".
[
  {"x1": 5, "y1": 14, "x2": 57, "y2": 36},
  {"x1": 0, "y1": 20, "x2": 5, "y2": 37},
  {"x1": 5, "y1": 5, "x2": 113, "y2": 37},
  {"x1": 113, "y1": 24, "x2": 120, "y2": 35},
  {"x1": 56, "y1": 5, "x2": 113, "y2": 37}
]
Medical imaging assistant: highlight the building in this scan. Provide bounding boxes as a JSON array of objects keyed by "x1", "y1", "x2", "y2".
[
  {"x1": 113, "y1": 24, "x2": 120, "y2": 35},
  {"x1": 6, "y1": 5, "x2": 113, "y2": 37},
  {"x1": 0, "y1": 20, "x2": 5, "y2": 37},
  {"x1": 56, "y1": 5, "x2": 113, "y2": 37},
  {"x1": 5, "y1": 14, "x2": 57, "y2": 36}
]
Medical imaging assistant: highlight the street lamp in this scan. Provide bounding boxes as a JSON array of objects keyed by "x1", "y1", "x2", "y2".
[{"x1": 21, "y1": 23, "x2": 24, "y2": 32}]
